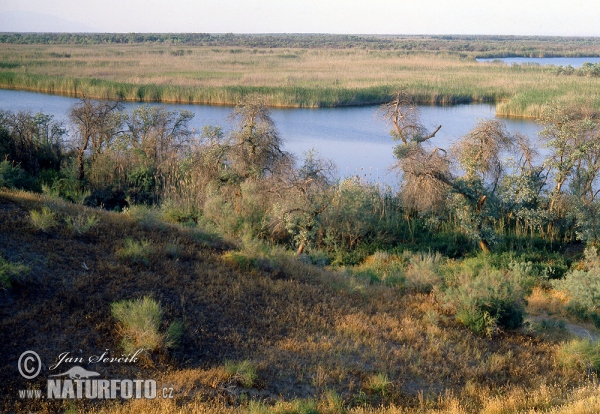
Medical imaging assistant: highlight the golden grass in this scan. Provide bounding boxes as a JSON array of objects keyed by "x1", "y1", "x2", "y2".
[
  {"x1": 2, "y1": 44, "x2": 600, "y2": 116},
  {"x1": 2, "y1": 187, "x2": 600, "y2": 413},
  {"x1": 526, "y1": 286, "x2": 569, "y2": 316}
]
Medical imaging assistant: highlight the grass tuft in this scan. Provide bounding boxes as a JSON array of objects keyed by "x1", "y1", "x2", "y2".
[
  {"x1": 0, "y1": 254, "x2": 29, "y2": 289},
  {"x1": 65, "y1": 212, "x2": 99, "y2": 235},
  {"x1": 110, "y1": 296, "x2": 182, "y2": 355},
  {"x1": 29, "y1": 206, "x2": 57, "y2": 232},
  {"x1": 224, "y1": 360, "x2": 257, "y2": 388},
  {"x1": 117, "y1": 238, "x2": 153, "y2": 266},
  {"x1": 557, "y1": 338, "x2": 600, "y2": 375},
  {"x1": 366, "y1": 372, "x2": 392, "y2": 396}
]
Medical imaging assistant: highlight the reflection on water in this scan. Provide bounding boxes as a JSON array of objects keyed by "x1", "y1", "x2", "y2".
[{"x1": 0, "y1": 89, "x2": 542, "y2": 182}]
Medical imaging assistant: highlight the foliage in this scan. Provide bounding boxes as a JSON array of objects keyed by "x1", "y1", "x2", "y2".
[
  {"x1": 403, "y1": 251, "x2": 444, "y2": 293},
  {"x1": 110, "y1": 296, "x2": 182, "y2": 354},
  {"x1": 553, "y1": 247, "x2": 600, "y2": 318},
  {"x1": 65, "y1": 212, "x2": 99, "y2": 235},
  {"x1": 444, "y1": 259, "x2": 527, "y2": 335},
  {"x1": 0, "y1": 253, "x2": 29, "y2": 289},
  {"x1": 365, "y1": 372, "x2": 392, "y2": 396},
  {"x1": 0, "y1": 110, "x2": 64, "y2": 175},
  {"x1": 224, "y1": 360, "x2": 258, "y2": 388},
  {"x1": 351, "y1": 252, "x2": 405, "y2": 287},
  {"x1": 557, "y1": 338, "x2": 600, "y2": 375},
  {"x1": 0, "y1": 161, "x2": 39, "y2": 192},
  {"x1": 28, "y1": 206, "x2": 57, "y2": 232},
  {"x1": 117, "y1": 238, "x2": 153, "y2": 266}
]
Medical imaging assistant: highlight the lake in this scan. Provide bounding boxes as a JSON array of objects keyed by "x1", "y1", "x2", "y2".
[
  {"x1": 0, "y1": 89, "x2": 541, "y2": 184},
  {"x1": 477, "y1": 57, "x2": 600, "y2": 68}
]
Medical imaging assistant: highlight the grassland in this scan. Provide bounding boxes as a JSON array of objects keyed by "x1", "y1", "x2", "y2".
[
  {"x1": 3, "y1": 188, "x2": 600, "y2": 413},
  {"x1": 2, "y1": 39, "x2": 600, "y2": 117}
]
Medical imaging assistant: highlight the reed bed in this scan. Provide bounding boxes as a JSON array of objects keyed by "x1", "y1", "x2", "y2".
[{"x1": 1, "y1": 44, "x2": 600, "y2": 116}]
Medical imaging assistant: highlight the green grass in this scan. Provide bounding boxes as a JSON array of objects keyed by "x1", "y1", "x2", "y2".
[
  {"x1": 366, "y1": 372, "x2": 392, "y2": 396},
  {"x1": 117, "y1": 237, "x2": 153, "y2": 266},
  {"x1": 0, "y1": 254, "x2": 29, "y2": 289},
  {"x1": 64, "y1": 212, "x2": 99, "y2": 235},
  {"x1": 28, "y1": 206, "x2": 57, "y2": 232},
  {"x1": 557, "y1": 338, "x2": 600, "y2": 374},
  {"x1": 224, "y1": 360, "x2": 258, "y2": 388},
  {"x1": 110, "y1": 296, "x2": 182, "y2": 354}
]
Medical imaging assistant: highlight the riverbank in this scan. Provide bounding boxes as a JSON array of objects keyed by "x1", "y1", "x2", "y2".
[{"x1": 2, "y1": 43, "x2": 600, "y2": 117}]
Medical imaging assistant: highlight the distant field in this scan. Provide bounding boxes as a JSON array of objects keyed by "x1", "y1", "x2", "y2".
[{"x1": 1, "y1": 38, "x2": 600, "y2": 117}]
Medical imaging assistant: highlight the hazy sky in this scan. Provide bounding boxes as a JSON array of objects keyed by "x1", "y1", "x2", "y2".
[{"x1": 0, "y1": 0, "x2": 597, "y2": 36}]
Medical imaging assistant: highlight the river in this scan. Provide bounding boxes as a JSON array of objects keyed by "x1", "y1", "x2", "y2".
[{"x1": 0, "y1": 89, "x2": 541, "y2": 184}]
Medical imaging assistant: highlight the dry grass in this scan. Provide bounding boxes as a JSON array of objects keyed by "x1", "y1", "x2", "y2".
[
  {"x1": 2, "y1": 44, "x2": 600, "y2": 116},
  {"x1": 0, "y1": 187, "x2": 598, "y2": 413}
]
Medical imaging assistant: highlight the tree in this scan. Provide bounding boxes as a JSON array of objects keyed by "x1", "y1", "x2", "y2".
[
  {"x1": 125, "y1": 105, "x2": 193, "y2": 167},
  {"x1": 382, "y1": 91, "x2": 517, "y2": 252},
  {"x1": 378, "y1": 90, "x2": 441, "y2": 145},
  {"x1": 269, "y1": 150, "x2": 336, "y2": 254},
  {"x1": 226, "y1": 95, "x2": 291, "y2": 180},
  {"x1": 69, "y1": 98, "x2": 124, "y2": 184},
  {"x1": 539, "y1": 105, "x2": 600, "y2": 242},
  {"x1": 0, "y1": 110, "x2": 65, "y2": 174}
]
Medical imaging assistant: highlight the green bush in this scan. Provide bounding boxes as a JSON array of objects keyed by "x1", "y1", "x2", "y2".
[
  {"x1": 0, "y1": 160, "x2": 40, "y2": 192},
  {"x1": 65, "y1": 212, "x2": 99, "y2": 235},
  {"x1": 403, "y1": 251, "x2": 444, "y2": 293},
  {"x1": 365, "y1": 372, "x2": 392, "y2": 396},
  {"x1": 224, "y1": 360, "x2": 258, "y2": 388},
  {"x1": 29, "y1": 206, "x2": 57, "y2": 232},
  {"x1": 351, "y1": 251, "x2": 405, "y2": 287},
  {"x1": 557, "y1": 338, "x2": 600, "y2": 375},
  {"x1": 553, "y1": 247, "x2": 600, "y2": 318},
  {"x1": 0, "y1": 254, "x2": 29, "y2": 289},
  {"x1": 117, "y1": 238, "x2": 153, "y2": 266},
  {"x1": 445, "y1": 262, "x2": 526, "y2": 335},
  {"x1": 111, "y1": 296, "x2": 182, "y2": 354}
]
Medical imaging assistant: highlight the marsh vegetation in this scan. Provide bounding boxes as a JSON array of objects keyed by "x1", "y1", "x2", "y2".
[{"x1": 2, "y1": 35, "x2": 600, "y2": 117}]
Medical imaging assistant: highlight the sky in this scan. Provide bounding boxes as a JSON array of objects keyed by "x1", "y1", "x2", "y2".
[{"x1": 0, "y1": 0, "x2": 598, "y2": 36}]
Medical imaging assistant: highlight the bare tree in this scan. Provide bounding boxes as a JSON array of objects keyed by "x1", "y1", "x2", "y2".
[{"x1": 378, "y1": 90, "x2": 441, "y2": 145}]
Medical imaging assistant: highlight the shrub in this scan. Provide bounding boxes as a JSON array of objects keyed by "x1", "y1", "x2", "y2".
[
  {"x1": 110, "y1": 296, "x2": 182, "y2": 354},
  {"x1": 0, "y1": 160, "x2": 40, "y2": 192},
  {"x1": 84, "y1": 187, "x2": 128, "y2": 211},
  {"x1": 224, "y1": 360, "x2": 257, "y2": 388},
  {"x1": 445, "y1": 263, "x2": 526, "y2": 335},
  {"x1": 351, "y1": 251, "x2": 405, "y2": 287},
  {"x1": 403, "y1": 251, "x2": 444, "y2": 293},
  {"x1": 0, "y1": 254, "x2": 29, "y2": 289},
  {"x1": 65, "y1": 212, "x2": 99, "y2": 235},
  {"x1": 365, "y1": 372, "x2": 392, "y2": 396},
  {"x1": 124, "y1": 204, "x2": 163, "y2": 229},
  {"x1": 223, "y1": 251, "x2": 261, "y2": 271},
  {"x1": 553, "y1": 247, "x2": 600, "y2": 318},
  {"x1": 557, "y1": 338, "x2": 600, "y2": 375},
  {"x1": 29, "y1": 206, "x2": 57, "y2": 232},
  {"x1": 117, "y1": 238, "x2": 152, "y2": 266}
]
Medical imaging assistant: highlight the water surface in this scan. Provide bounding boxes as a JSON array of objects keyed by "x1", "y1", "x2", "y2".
[
  {"x1": 477, "y1": 57, "x2": 600, "y2": 68},
  {"x1": 0, "y1": 89, "x2": 542, "y2": 183}
]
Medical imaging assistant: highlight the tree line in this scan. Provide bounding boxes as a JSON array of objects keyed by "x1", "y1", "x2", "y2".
[{"x1": 2, "y1": 93, "x2": 600, "y2": 262}]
